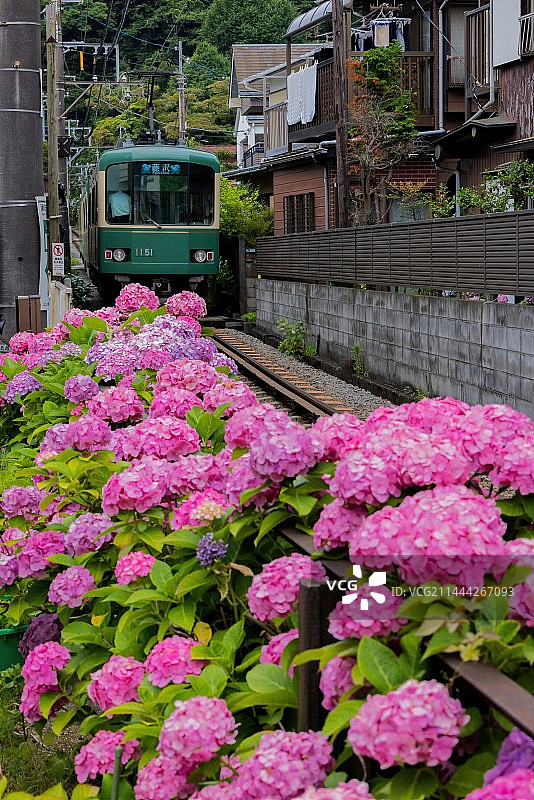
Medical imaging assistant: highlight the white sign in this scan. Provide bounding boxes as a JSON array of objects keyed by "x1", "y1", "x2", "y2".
[
  {"x1": 36, "y1": 196, "x2": 50, "y2": 316},
  {"x1": 52, "y1": 242, "x2": 65, "y2": 277}
]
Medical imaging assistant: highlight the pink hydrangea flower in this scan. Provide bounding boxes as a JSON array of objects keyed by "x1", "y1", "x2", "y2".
[
  {"x1": 87, "y1": 386, "x2": 144, "y2": 423},
  {"x1": 249, "y1": 419, "x2": 320, "y2": 482},
  {"x1": 64, "y1": 414, "x2": 112, "y2": 451},
  {"x1": 102, "y1": 457, "x2": 170, "y2": 515},
  {"x1": 135, "y1": 757, "x2": 195, "y2": 800},
  {"x1": 295, "y1": 781, "x2": 377, "y2": 800},
  {"x1": 0, "y1": 553, "x2": 18, "y2": 586},
  {"x1": 166, "y1": 291, "x2": 207, "y2": 319},
  {"x1": 48, "y1": 565, "x2": 95, "y2": 608},
  {"x1": 509, "y1": 573, "x2": 534, "y2": 628},
  {"x1": 2, "y1": 485, "x2": 45, "y2": 519},
  {"x1": 65, "y1": 512, "x2": 113, "y2": 555},
  {"x1": 112, "y1": 416, "x2": 200, "y2": 461},
  {"x1": 465, "y1": 769, "x2": 534, "y2": 799},
  {"x1": 116, "y1": 283, "x2": 159, "y2": 313},
  {"x1": 224, "y1": 456, "x2": 280, "y2": 509},
  {"x1": 320, "y1": 656, "x2": 358, "y2": 710},
  {"x1": 139, "y1": 349, "x2": 174, "y2": 371},
  {"x1": 20, "y1": 641, "x2": 71, "y2": 722},
  {"x1": 9, "y1": 331, "x2": 35, "y2": 354},
  {"x1": 224, "y1": 404, "x2": 289, "y2": 450},
  {"x1": 166, "y1": 453, "x2": 229, "y2": 497},
  {"x1": 247, "y1": 554, "x2": 326, "y2": 622},
  {"x1": 347, "y1": 485, "x2": 508, "y2": 588},
  {"x1": 155, "y1": 359, "x2": 219, "y2": 395},
  {"x1": 189, "y1": 784, "x2": 234, "y2": 800},
  {"x1": 311, "y1": 413, "x2": 365, "y2": 461},
  {"x1": 348, "y1": 679, "x2": 469, "y2": 769},
  {"x1": 454, "y1": 404, "x2": 534, "y2": 473},
  {"x1": 228, "y1": 730, "x2": 334, "y2": 800},
  {"x1": 157, "y1": 696, "x2": 238, "y2": 764},
  {"x1": 149, "y1": 387, "x2": 201, "y2": 419},
  {"x1": 146, "y1": 636, "x2": 208, "y2": 687},
  {"x1": 18, "y1": 530, "x2": 66, "y2": 579},
  {"x1": 203, "y1": 380, "x2": 258, "y2": 418},
  {"x1": 171, "y1": 489, "x2": 229, "y2": 529},
  {"x1": 260, "y1": 629, "x2": 299, "y2": 676},
  {"x1": 115, "y1": 551, "x2": 155, "y2": 585},
  {"x1": 95, "y1": 306, "x2": 122, "y2": 326},
  {"x1": 488, "y1": 435, "x2": 534, "y2": 495},
  {"x1": 329, "y1": 588, "x2": 407, "y2": 640},
  {"x1": 313, "y1": 499, "x2": 367, "y2": 551},
  {"x1": 87, "y1": 655, "x2": 145, "y2": 712},
  {"x1": 74, "y1": 730, "x2": 140, "y2": 783}
]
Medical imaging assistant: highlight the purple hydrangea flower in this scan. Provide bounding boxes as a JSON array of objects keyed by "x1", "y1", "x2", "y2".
[
  {"x1": 484, "y1": 728, "x2": 534, "y2": 785},
  {"x1": 196, "y1": 533, "x2": 228, "y2": 566},
  {"x1": 18, "y1": 613, "x2": 63, "y2": 658},
  {"x1": 4, "y1": 372, "x2": 42, "y2": 403},
  {"x1": 64, "y1": 375, "x2": 99, "y2": 403}
]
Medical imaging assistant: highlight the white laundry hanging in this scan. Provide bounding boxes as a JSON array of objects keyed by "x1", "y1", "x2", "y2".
[
  {"x1": 286, "y1": 64, "x2": 317, "y2": 126},
  {"x1": 286, "y1": 69, "x2": 302, "y2": 125}
]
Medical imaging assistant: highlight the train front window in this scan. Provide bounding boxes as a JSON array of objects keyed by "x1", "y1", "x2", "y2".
[
  {"x1": 106, "y1": 164, "x2": 132, "y2": 224},
  {"x1": 132, "y1": 162, "x2": 215, "y2": 226}
]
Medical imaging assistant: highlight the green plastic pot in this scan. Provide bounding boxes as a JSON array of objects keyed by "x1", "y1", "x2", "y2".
[{"x1": 0, "y1": 626, "x2": 27, "y2": 671}]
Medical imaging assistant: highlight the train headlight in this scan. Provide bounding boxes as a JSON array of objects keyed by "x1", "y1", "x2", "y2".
[
  {"x1": 194, "y1": 249, "x2": 207, "y2": 263},
  {"x1": 113, "y1": 248, "x2": 127, "y2": 262}
]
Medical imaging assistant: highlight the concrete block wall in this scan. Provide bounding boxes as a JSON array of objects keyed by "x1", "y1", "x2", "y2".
[{"x1": 256, "y1": 280, "x2": 534, "y2": 417}]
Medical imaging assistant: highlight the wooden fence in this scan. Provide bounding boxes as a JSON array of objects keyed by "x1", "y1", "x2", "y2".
[{"x1": 256, "y1": 210, "x2": 534, "y2": 295}]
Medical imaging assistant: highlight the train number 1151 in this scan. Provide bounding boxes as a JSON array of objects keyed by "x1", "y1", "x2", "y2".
[{"x1": 135, "y1": 248, "x2": 154, "y2": 257}]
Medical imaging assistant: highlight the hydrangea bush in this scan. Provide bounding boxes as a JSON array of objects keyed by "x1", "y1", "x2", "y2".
[{"x1": 0, "y1": 286, "x2": 533, "y2": 800}]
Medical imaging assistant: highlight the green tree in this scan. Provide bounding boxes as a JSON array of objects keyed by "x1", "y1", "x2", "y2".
[
  {"x1": 200, "y1": 0, "x2": 298, "y2": 54},
  {"x1": 220, "y1": 177, "x2": 273, "y2": 244},
  {"x1": 185, "y1": 43, "x2": 230, "y2": 90}
]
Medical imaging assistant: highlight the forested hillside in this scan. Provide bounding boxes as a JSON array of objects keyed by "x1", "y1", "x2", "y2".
[{"x1": 50, "y1": 0, "x2": 313, "y2": 150}]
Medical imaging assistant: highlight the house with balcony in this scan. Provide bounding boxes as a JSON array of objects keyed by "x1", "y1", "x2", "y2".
[{"x1": 227, "y1": 0, "x2": 529, "y2": 233}]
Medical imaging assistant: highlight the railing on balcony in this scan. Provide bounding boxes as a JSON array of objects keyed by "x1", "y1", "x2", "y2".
[
  {"x1": 288, "y1": 58, "x2": 335, "y2": 140},
  {"x1": 265, "y1": 102, "x2": 289, "y2": 155},
  {"x1": 242, "y1": 142, "x2": 265, "y2": 168},
  {"x1": 398, "y1": 52, "x2": 434, "y2": 120},
  {"x1": 466, "y1": 5, "x2": 495, "y2": 95},
  {"x1": 520, "y1": 12, "x2": 534, "y2": 56},
  {"x1": 447, "y1": 55, "x2": 466, "y2": 88}
]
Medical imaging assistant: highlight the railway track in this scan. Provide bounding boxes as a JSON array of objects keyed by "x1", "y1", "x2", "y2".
[{"x1": 213, "y1": 329, "x2": 355, "y2": 419}]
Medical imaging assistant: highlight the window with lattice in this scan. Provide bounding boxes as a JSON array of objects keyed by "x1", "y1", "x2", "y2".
[{"x1": 283, "y1": 192, "x2": 315, "y2": 233}]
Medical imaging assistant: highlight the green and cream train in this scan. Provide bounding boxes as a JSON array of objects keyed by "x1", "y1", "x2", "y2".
[{"x1": 79, "y1": 144, "x2": 220, "y2": 299}]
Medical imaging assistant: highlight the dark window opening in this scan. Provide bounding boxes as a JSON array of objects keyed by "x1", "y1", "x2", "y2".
[{"x1": 283, "y1": 192, "x2": 315, "y2": 233}]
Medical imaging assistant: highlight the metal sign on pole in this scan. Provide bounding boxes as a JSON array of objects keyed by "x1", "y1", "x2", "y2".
[{"x1": 52, "y1": 242, "x2": 65, "y2": 277}]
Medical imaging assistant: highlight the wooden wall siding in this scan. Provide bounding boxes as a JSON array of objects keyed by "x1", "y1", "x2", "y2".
[
  {"x1": 256, "y1": 209, "x2": 534, "y2": 294},
  {"x1": 499, "y1": 59, "x2": 534, "y2": 139},
  {"x1": 273, "y1": 167, "x2": 327, "y2": 235}
]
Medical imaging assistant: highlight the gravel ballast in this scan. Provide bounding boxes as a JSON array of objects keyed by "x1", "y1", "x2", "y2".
[{"x1": 225, "y1": 330, "x2": 392, "y2": 419}]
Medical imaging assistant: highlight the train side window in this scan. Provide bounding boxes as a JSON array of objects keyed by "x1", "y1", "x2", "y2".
[
  {"x1": 106, "y1": 163, "x2": 132, "y2": 224},
  {"x1": 189, "y1": 165, "x2": 215, "y2": 226}
]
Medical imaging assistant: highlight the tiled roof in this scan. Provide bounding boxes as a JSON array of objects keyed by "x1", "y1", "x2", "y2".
[{"x1": 231, "y1": 44, "x2": 317, "y2": 94}]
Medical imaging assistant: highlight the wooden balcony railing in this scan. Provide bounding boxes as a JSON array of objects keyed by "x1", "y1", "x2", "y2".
[
  {"x1": 466, "y1": 5, "x2": 493, "y2": 95},
  {"x1": 242, "y1": 142, "x2": 265, "y2": 168},
  {"x1": 447, "y1": 55, "x2": 466, "y2": 88},
  {"x1": 265, "y1": 102, "x2": 289, "y2": 155},
  {"x1": 520, "y1": 12, "x2": 534, "y2": 56},
  {"x1": 398, "y1": 51, "x2": 434, "y2": 119}
]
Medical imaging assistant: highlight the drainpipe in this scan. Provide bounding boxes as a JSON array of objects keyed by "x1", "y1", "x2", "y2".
[
  {"x1": 455, "y1": 165, "x2": 461, "y2": 216},
  {"x1": 419, "y1": 0, "x2": 449, "y2": 136}
]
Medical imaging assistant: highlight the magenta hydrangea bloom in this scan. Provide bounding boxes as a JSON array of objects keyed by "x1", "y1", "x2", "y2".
[
  {"x1": 328, "y1": 587, "x2": 407, "y2": 640},
  {"x1": 0, "y1": 553, "x2": 18, "y2": 586},
  {"x1": 311, "y1": 413, "x2": 365, "y2": 461},
  {"x1": 489, "y1": 435, "x2": 534, "y2": 495},
  {"x1": 139, "y1": 349, "x2": 174, "y2": 371},
  {"x1": 295, "y1": 781, "x2": 377, "y2": 800},
  {"x1": 248, "y1": 417, "x2": 321, "y2": 482},
  {"x1": 224, "y1": 455, "x2": 280, "y2": 509},
  {"x1": 465, "y1": 769, "x2": 534, "y2": 800},
  {"x1": 115, "y1": 551, "x2": 155, "y2": 585},
  {"x1": 135, "y1": 756, "x2": 195, "y2": 800},
  {"x1": 112, "y1": 416, "x2": 200, "y2": 461},
  {"x1": 64, "y1": 374, "x2": 99, "y2": 403},
  {"x1": 171, "y1": 489, "x2": 229, "y2": 529},
  {"x1": 75, "y1": 730, "x2": 140, "y2": 783},
  {"x1": 223, "y1": 404, "x2": 287, "y2": 450},
  {"x1": 155, "y1": 359, "x2": 219, "y2": 395},
  {"x1": 320, "y1": 656, "x2": 358, "y2": 710},
  {"x1": 157, "y1": 696, "x2": 238, "y2": 764},
  {"x1": 20, "y1": 641, "x2": 71, "y2": 722},
  {"x1": 260, "y1": 629, "x2": 299, "y2": 676},
  {"x1": 347, "y1": 485, "x2": 508, "y2": 588},
  {"x1": 64, "y1": 414, "x2": 112, "y2": 452},
  {"x1": 87, "y1": 655, "x2": 145, "y2": 712},
  {"x1": 116, "y1": 282, "x2": 159, "y2": 313},
  {"x1": 65, "y1": 512, "x2": 113, "y2": 555},
  {"x1": 348, "y1": 679, "x2": 469, "y2": 769},
  {"x1": 146, "y1": 636, "x2": 208, "y2": 688},
  {"x1": 203, "y1": 380, "x2": 258, "y2": 418},
  {"x1": 313, "y1": 499, "x2": 367, "y2": 551},
  {"x1": 2, "y1": 485, "x2": 45, "y2": 519},
  {"x1": 48, "y1": 565, "x2": 95, "y2": 608},
  {"x1": 166, "y1": 291, "x2": 207, "y2": 319},
  {"x1": 247, "y1": 554, "x2": 326, "y2": 622},
  {"x1": 9, "y1": 331, "x2": 35, "y2": 354},
  {"x1": 102, "y1": 457, "x2": 170, "y2": 515},
  {"x1": 189, "y1": 785, "x2": 234, "y2": 800},
  {"x1": 166, "y1": 453, "x2": 229, "y2": 497},
  {"x1": 509, "y1": 573, "x2": 534, "y2": 628},
  {"x1": 228, "y1": 730, "x2": 334, "y2": 800},
  {"x1": 454, "y1": 404, "x2": 534, "y2": 473},
  {"x1": 4, "y1": 371, "x2": 42, "y2": 403},
  {"x1": 40, "y1": 422, "x2": 70, "y2": 456},
  {"x1": 18, "y1": 530, "x2": 66, "y2": 579},
  {"x1": 149, "y1": 387, "x2": 201, "y2": 419},
  {"x1": 87, "y1": 385, "x2": 144, "y2": 423}
]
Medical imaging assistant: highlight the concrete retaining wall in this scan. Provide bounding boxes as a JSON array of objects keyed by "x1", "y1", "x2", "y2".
[{"x1": 256, "y1": 280, "x2": 534, "y2": 417}]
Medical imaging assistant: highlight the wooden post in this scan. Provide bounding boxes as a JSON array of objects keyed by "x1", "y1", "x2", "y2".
[
  {"x1": 332, "y1": 0, "x2": 349, "y2": 229},
  {"x1": 46, "y1": 2, "x2": 62, "y2": 279}
]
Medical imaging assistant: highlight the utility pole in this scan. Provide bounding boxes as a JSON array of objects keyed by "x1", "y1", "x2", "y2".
[
  {"x1": 55, "y1": 0, "x2": 71, "y2": 269},
  {"x1": 0, "y1": 0, "x2": 44, "y2": 336},
  {"x1": 46, "y1": 1, "x2": 62, "y2": 280},
  {"x1": 177, "y1": 41, "x2": 187, "y2": 145},
  {"x1": 332, "y1": 0, "x2": 349, "y2": 229}
]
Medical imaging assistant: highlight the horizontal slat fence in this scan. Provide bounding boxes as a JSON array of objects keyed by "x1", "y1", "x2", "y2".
[{"x1": 256, "y1": 210, "x2": 534, "y2": 294}]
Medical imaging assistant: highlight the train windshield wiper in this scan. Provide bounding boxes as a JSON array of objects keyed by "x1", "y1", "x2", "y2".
[{"x1": 141, "y1": 212, "x2": 163, "y2": 229}]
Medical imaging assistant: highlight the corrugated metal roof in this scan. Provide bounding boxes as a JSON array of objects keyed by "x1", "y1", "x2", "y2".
[{"x1": 286, "y1": 0, "x2": 353, "y2": 38}]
